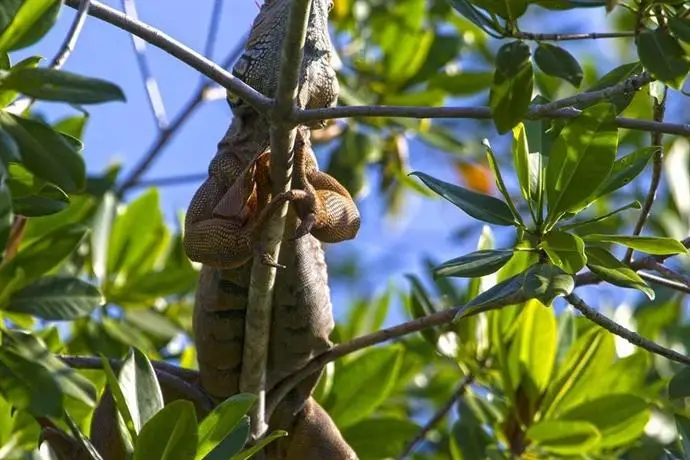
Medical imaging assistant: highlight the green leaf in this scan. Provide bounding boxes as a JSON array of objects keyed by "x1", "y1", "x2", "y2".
[
  {"x1": 669, "y1": 367, "x2": 690, "y2": 399},
  {"x1": 118, "y1": 348, "x2": 165, "y2": 432},
  {"x1": 433, "y1": 249, "x2": 514, "y2": 278},
  {"x1": 545, "y1": 103, "x2": 618, "y2": 224},
  {"x1": 484, "y1": 140, "x2": 523, "y2": 225},
  {"x1": 0, "y1": 125, "x2": 19, "y2": 163},
  {"x1": 534, "y1": 43, "x2": 584, "y2": 87},
  {"x1": 342, "y1": 418, "x2": 420, "y2": 459},
  {"x1": 541, "y1": 328, "x2": 615, "y2": 418},
  {"x1": 0, "y1": 347, "x2": 62, "y2": 417},
  {"x1": 53, "y1": 114, "x2": 88, "y2": 141},
  {"x1": 230, "y1": 429, "x2": 286, "y2": 460},
  {"x1": 0, "y1": 112, "x2": 85, "y2": 193},
  {"x1": 405, "y1": 274, "x2": 439, "y2": 346},
  {"x1": 4, "y1": 330, "x2": 96, "y2": 408},
  {"x1": 526, "y1": 420, "x2": 600, "y2": 455},
  {"x1": 196, "y1": 394, "x2": 256, "y2": 460},
  {"x1": 512, "y1": 123, "x2": 530, "y2": 201},
  {"x1": 578, "y1": 62, "x2": 644, "y2": 113},
  {"x1": 133, "y1": 400, "x2": 198, "y2": 460},
  {"x1": 676, "y1": 414, "x2": 690, "y2": 458},
  {"x1": 582, "y1": 234, "x2": 687, "y2": 255},
  {"x1": 13, "y1": 183, "x2": 69, "y2": 217},
  {"x1": 328, "y1": 344, "x2": 403, "y2": 428},
  {"x1": 0, "y1": 0, "x2": 61, "y2": 53},
  {"x1": 445, "y1": 0, "x2": 502, "y2": 37},
  {"x1": 410, "y1": 171, "x2": 516, "y2": 226},
  {"x1": 514, "y1": 299, "x2": 557, "y2": 399},
  {"x1": 596, "y1": 146, "x2": 657, "y2": 198},
  {"x1": 669, "y1": 17, "x2": 690, "y2": 43},
  {"x1": 559, "y1": 394, "x2": 649, "y2": 449},
  {"x1": 100, "y1": 355, "x2": 137, "y2": 449},
  {"x1": 204, "y1": 417, "x2": 250, "y2": 460},
  {"x1": 523, "y1": 264, "x2": 575, "y2": 306},
  {"x1": 636, "y1": 28, "x2": 690, "y2": 89},
  {"x1": 5, "y1": 276, "x2": 104, "y2": 320},
  {"x1": 0, "y1": 224, "x2": 87, "y2": 289},
  {"x1": 489, "y1": 40, "x2": 533, "y2": 133},
  {"x1": 428, "y1": 71, "x2": 493, "y2": 96},
  {"x1": 585, "y1": 247, "x2": 654, "y2": 300},
  {"x1": 0, "y1": 180, "x2": 12, "y2": 252},
  {"x1": 1, "y1": 68, "x2": 125, "y2": 104},
  {"x1": 542, "y1": 230, "x2": 587, "y2": 274},
  {"x1": 560, "y1": 201, "x2": 641, "y2": 231}
]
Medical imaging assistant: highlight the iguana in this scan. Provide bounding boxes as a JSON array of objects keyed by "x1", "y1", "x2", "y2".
[{"x1": 72, "y1": 0, "x2": 360, "y2": 459}]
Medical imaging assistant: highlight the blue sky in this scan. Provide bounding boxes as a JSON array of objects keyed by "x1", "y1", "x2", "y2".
[{"x1": 17, "y1": 1, "x2": 687, "y2": 327}]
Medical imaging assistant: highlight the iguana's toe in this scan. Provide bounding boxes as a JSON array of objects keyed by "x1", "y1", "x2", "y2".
[{"x1": 291, "y1": 213, "x2": 316, "y2": 241}]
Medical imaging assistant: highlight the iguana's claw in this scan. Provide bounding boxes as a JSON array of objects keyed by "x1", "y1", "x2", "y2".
[
  {"x1": 253, "y1": 241, "x2": 286, "y2": 269},
  {"x1": 291, "y1": 213, "x2": 316, "y2": 241}
]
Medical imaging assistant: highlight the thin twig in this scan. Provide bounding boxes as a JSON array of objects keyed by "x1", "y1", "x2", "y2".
[
  {"x1": 116, "y1": 39, "x2": 246, "y2": 195},
  {"x1": 624, "y1": 86, "x2": 668, "y2": 263},
  {"x1": 121, "y1": 0, "x2": 168, "y2": 130},
  {"x1": 507, "y1": 31, "x2": 634, "y2": 41},
  {"x1": 529, "y1": 72, "x2": 652, "y2": 116},
  {"x1": 63, "y1": 0, "x2": 270, "y2": 113},
  {"x1": 266, "y1": 305, "x2": 460, "y2": 419},
  {"x1": 50, "y1": 0, "x2": 92, "y2": 69},
  {"x1": 566, "y1": 292, "x2": 690, "y2": 365},
  {"x1": 128, "y1": 172, "x2": 207, "y2": 189},
  {"x1": 397, "y1": 374, "x2": 474, "y2": 459},
  {"x1": 202, "y1": 0, "x2": 224, "y2": 61},
  {"x1": 240, "y1": 0, "x2": 314, "y2": 439},
  {"x1": 294, "y1": 105, "x2": 690, "y2": 136},
  {"x1": 638, "y1": 272, "x2": 690, "y2": 294},
  {"x1": 647, "y1": 262, "x2": 690, "y2": 285}
]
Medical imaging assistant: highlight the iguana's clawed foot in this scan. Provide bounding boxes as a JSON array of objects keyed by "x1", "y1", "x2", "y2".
[{"x1": 291, "y1": 212, "x2": 316, "y2": 241}]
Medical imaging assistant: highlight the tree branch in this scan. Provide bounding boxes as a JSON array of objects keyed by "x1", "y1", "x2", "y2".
[
  {"x1": 566, "y1": 292, "x2": 690, "y2": 365},
  {"x1": 638, "y1": 271, "x2": 690, "y2": 295},
  {"x1": 240, "y1": 0, "x2": 313, "y2": 439},
  {"x1": 50, "y1": 0, "x2": 91, "y2": 70},
  {"x1": 121, "y1": 0, "x2": 168, "y2": 130},
  {"x1": 63, "y1": 0, "x2": 270, "y2": 114},
  {"x1": 116, "y1": 38, "x2": 246, "y2": 195},
  {"x1": 57, "y1": 355, "x2": 214, "y2": 412},
  {"x1": 508, "y1": 31, "x2": 634, "y2": 41},
  {"x1": 624, "y1": 86, "x2": 668, "y2": 263},
  {"x1": 396, "y1": 374, "x2": 474, "y2": 459}
]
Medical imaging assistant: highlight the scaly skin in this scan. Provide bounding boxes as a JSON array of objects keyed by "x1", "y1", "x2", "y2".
[{"x1": 185, "y1": 127, "x2": 360, "y2": 459}]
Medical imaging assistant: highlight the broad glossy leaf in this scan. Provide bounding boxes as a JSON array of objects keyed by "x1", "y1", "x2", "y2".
[
  {"x1": 13, "y1": 183, "x2": 69, "y2": 217},
  {"x1": 526, "y1": 420, "x2": 600, "y2": 455},
  {"x1": 669, "y1": 17, "x2": 690, "y2": 43},
  {"x1": 489, "y1": 40, "x2": 533, "y2": 133},
  {"x1": 542, "y1": 230, "x2": 587, "y2": 274},
  {"x1": 582, "y1": 234, "x2": 687, "y2": 255},
  {"x1": 405, "y1": 274, "x2": 438, "y2": 346},
  {"x1": 100, "y1": 356, "x2": 137, "y2": 448},
  {"x1": 676, "y1": 414, "x2": 690, "y2": 458},
  {"x1": 328, "y1": 344, "x2": 403, "y2": 428},
  {"x1": 53, "y1": 114, "x2": 88, "y2": 141},
  {"x1": 410, "y1": 171, "x2": 515, "y2": 226},
  {"x1": 0, "y1": 0, "x2": 60, "y2": 52},
  {"x1": 546, "y1": 103, "x2": 617, "y2": 224},
  {"x1": 523, "y1": 264, "x2": 575, "y2": 306},
  {"x1": 534, "y1": 43, "x2": 584, "y2": 87},
  {"x1": 204, "y1": 416, "x2": 250, "y2": 460},
  {"x1": 230, "y1": 429, "x2": 286, "y2": 460},
  {"x1": 133, "y1": 400, "x2": 197, "y2": 460},
  {"x1": 484, "y1": 141, "x2": 522, "y2": 224},
  {"x1": 577, "y1": 62, "x2": 644, "y2": 113},
  {"x1": 342, "y1": 418, "x2": 420, "y2": 459},
  {"x1": 541, "y1": 328, "x2": 615, "y2": 418},
  {"x1": 669, "y1": 367, "x2": 690, "y2": 399},
  {"x1": 560, "y1": 394, "x2": 649, "y2": 448},
  {"x1": 433, "y1": 249, "x2": 514, "y2": 278},
  {"x1": 0, "y1": 348, "x2": 62, "y2": 417},
  {"x1": 3, "y1": 330, "x2": 96, "y2": 408},
  {"x1": 118, "y1": 348, "x2": 165, "y2": 431},
  {"x1": 513, "y1": 299, "x2": 557, "y2": 399},
  {"x1": 445, "y1": 0, "x2": 502, "y2": 37},
  {"x1": 560, "y1": 201, "x2": 640, "y2": 231},
  {"x1": 0, "y1": 224, "x2": 87, "y2": 288},
  {"x1": 196, "y1": 394, "x2": 256, "y2": 460},
  {"x1": 585, "y1": 247, "x2": 654, "y2": 300},
  {"x1": 1, "y1": 68, "x2": 125, "y2": 104},
  {"x1": 0, "y1": 125, "x2": 19, "y2": 163},
  {"x1": 5, "y1": 276, "x2": 104, "y2": 320},
  {"x1": 405, "y1": 33, "x2": 463, "y2": 88},
  {"x1": 0, "y1": 112, "x2": 85, "y2": 193},
  {"x1": 512, "y1": 123, "x2": 530, "y2": 201},
  {"x1": 636, "y1": 28, "x2": 690, "y2": 89},
  {"x1": 596, "y1": 146, "x2": 657, "y2": 198}
]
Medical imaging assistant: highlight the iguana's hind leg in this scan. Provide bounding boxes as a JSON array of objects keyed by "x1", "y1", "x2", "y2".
[{"x1": 282, "y1": 127, "x2": 361, "y2": 243}]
